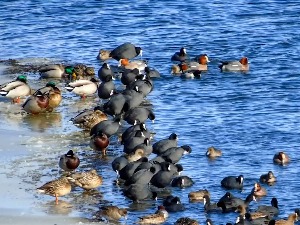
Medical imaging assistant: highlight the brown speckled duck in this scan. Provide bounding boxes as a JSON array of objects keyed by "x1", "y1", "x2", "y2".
[
  {"x1": 137, "y1": 205, "x2": 168, "y2": 224},
  {"x1": 125, "y1": 148, "x2": 145, "y2": 163},
  {"x1": 70, "y1": 106, "x2": 108, "y2": 131},
  {"x1": 85, "y1": 67, "x2": 95, "y2": 76},
  {"x1": 269, "y1": 213, "x2": 298, "y2": 225},
  {"x1": 97, "y1": 205, "x2": 127, "y2": 221},
  {"x1": 260, "y1": 171, "x2": 276, "y2": 184},
  {"x1": 72, "y1": 64, "x2": 95, "y2": 79},
  {"x1": 175, "y1": 217, "x2": 199, "y2": 225},
  {"x1": 96, "y1": 49, "x2": 112, "y2": 61},
  {"x1": 206, "y1": 146, "x2": 222, "y2": 158},
  {"x1": 236, "y1": 205, "x2": 268, "y2": 220},
  {"x1": 36, "y1": 176, "x2": 72, "y2": 204},
  {"x1": 188, "y1": 189, "x2": 210, "y2": 202},
  {"x1": 68, "y1": 169, "x2": 103, "y2": 190}
]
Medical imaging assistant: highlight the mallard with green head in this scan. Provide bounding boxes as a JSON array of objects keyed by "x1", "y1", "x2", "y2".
[
  {"x1": 65, "y1": 77, "x2": 99, "y2": 98},
  {"x1": 0, "y1": 75, "x2": 31, "y2": 103},
  {"x1": 36, "y1": 176, "x2": 72, "y2": 204},
  {"x1": 22, "y1": 90, "x2": 50, "y2": 114},
  {"x1": 33, "y1": 81, "x2": 62, "y2": 111},
  {"x1": 39, "y1": 64, "x2": 75, "y2": 79}
]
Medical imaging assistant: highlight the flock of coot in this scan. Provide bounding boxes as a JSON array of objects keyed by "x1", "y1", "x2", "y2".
[{"x1": 0, "y1": 42, "x2": 298, "y2": 225}]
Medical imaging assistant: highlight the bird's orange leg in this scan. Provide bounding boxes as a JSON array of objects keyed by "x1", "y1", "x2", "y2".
[{"x1": 12, "y1": 97, "x2": 21, "y2": 104}]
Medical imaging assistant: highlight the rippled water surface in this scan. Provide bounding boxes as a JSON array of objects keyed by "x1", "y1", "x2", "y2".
[{"x1": 0, "y1": 0, "x2": 300, "y2": 224}]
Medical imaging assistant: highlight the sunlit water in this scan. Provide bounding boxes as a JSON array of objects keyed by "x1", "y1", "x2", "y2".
[{"x1": 0, "y1": 0, "x2": 300, "y2": 224}]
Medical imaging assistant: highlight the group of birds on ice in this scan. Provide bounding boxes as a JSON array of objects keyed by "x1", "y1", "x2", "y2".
[{"x1": 0, "y1": 43, "x2": 298, "y2": 225}]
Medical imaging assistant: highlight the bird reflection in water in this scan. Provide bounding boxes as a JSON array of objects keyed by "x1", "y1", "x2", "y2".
[
  {"x1": 42, "y1": 200, "x2": 73, "y2": 215},
  {"x1": 22, "y1": 112, "x2": 62, "y2": 132}
]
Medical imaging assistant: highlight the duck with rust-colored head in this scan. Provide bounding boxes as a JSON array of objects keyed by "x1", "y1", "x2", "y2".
[
  {"x1": 219, "y1": 57, "x2": 249, "y2": 72},
  {"x1": 171, "y1": 63, "x2": 193, "y2": 75},
  {"x1": 171, "y1": 56, "x2": 209, "y2": 75},
  {"x1": 90, "y1": 132, "x2": 110, "y2": 156},
  {"x1": 193, "y1": 54, "x2": 210, "y2": 70},
  {"x1": 59, "y1": 150, "x2": 80, "y2": 172},
  {"x1": 251, "y1": 182, "x2": 267, "y2": 197},
  {"x1": 119, "y1": 58, "x2": 147, "y2": 73}
]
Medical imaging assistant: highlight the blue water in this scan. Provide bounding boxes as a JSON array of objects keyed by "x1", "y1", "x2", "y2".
[{"x1": 0, "y1": 0, "x2": 300, "y2": 224}]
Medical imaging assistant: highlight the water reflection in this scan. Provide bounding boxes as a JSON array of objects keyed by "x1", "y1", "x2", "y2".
[
  {"x1": 22, "y1": 112, "x2": 62, "y2": 132},
  {"x1": 127, "y1": 201, "x2": 157, "y2": 212},
  {"x1": 70, "y1": 189, "x2": 103, "y2": 205},
  {"x1": 0, "y1": 101, "x2": 24, "y2": 127},
  {"x1": 42, "y1": 200, "x2": 73, "y2": 215}
]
